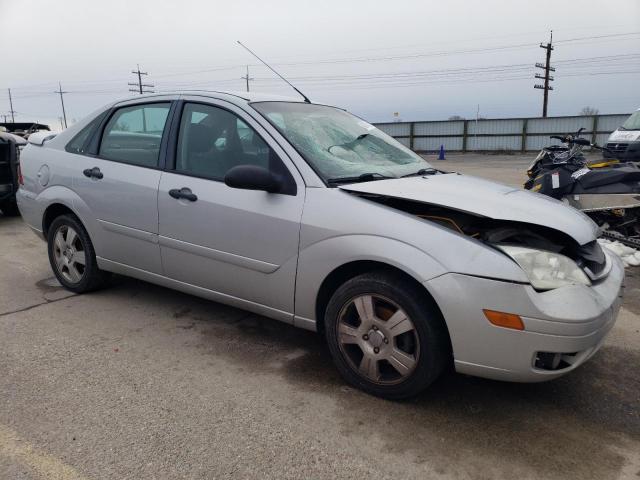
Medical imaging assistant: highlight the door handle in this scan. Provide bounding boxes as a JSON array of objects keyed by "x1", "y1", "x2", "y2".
[
  {"x1": 169, "y1": 187, "x2": 198, "y2": 202},
  {"x1": 83, "y1": 167, "x2": 103, "y2": 179}
]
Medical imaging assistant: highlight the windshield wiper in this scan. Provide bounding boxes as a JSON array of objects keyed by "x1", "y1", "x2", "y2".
[
  {"x1": 326, "y1": 172, "x2": 395, "y2": 185},
  {"x1": 401, "y1": 167, "x2": 439, "y2": 178}
]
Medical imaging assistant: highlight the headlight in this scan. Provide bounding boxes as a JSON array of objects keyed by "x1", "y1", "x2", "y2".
[{"x1": 497, "y1": 245, "x2": 591, "y2": 290}]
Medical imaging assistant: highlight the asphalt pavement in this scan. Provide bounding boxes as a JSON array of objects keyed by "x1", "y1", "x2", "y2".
[{"x1": 1, "y1": 154, "x2": 639, "y2": 479}]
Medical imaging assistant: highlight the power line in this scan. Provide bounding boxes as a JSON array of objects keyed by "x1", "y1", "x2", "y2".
[
  {"x1": 128, "y1": 64, "x2": 154, "y2": 94},
  {"x1": 6, "y1": 58, "x2": 637, "y2": 100},
  {"x1": 534, "y1": 31, "x2": 554, "y2": 117},
  {"x1": 5, "y1": 30, "x2": 639, "y2": 94}
]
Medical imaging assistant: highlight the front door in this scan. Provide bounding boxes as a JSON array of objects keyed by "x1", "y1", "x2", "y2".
[
  {"x1": 72, "y1": 101, "x2": 172, "y2": 273},
  {"x1": 158, "y1": 100, "x2": 305, "y2": 319}
]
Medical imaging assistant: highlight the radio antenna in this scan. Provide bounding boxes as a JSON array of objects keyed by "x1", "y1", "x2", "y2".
[{"x1": 237, "y1": 41, "x2": 311, "y2": 103}]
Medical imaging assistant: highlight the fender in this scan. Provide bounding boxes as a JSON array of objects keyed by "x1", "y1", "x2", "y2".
[
  {"x1": 293, "y1": 234, "x2": 448, "y2": 327},
  {"x1": 35, "y1": 185, "x2": 106, "y2": 255}
]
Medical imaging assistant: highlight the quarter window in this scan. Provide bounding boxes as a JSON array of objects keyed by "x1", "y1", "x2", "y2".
[
  {"x1": 65, "y1": 111, "x2": 108, "y2": 154},
  {"x1": 99, "y1": 103, "x2": 170, "y2": 167},
  {"x1": 176, "y1": 103, "x2": 276, "y2": 180}
]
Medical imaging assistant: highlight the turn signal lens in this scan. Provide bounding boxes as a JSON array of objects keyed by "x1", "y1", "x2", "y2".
[{"x1": 483, "y1": 309, "x2": 524, "y2": 331}]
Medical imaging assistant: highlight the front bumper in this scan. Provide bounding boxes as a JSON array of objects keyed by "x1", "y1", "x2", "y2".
[
  {"x1": 425, "y1": 251, "x2": 625, "y2": 382},
  {"x1": 603, "y1": 140, "x2": 640, "y2": 162}
]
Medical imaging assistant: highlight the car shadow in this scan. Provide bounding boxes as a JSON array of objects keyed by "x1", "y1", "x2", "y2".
[{"x1": 97, "y1": 275, "x2": 640, "y2": 478}]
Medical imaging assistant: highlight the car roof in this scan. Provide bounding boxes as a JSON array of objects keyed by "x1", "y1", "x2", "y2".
[{"x1": 113, "y1": 90, "x2": 305, "y2": 106}]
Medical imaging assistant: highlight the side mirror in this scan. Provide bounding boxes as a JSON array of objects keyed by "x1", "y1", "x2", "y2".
[{"x1": 224, "y1": 165, "x2": 282, "y2": 193}]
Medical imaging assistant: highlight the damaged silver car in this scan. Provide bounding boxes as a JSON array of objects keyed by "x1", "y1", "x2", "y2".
[{"x1": 17, "y1": 92, "x2": 624, "y2": 399}]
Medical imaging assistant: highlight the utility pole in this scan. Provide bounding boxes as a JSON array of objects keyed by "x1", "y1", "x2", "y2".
[
  {"x1": 241, "y1": 65, "x2": 253, "y2": 92},
  {"x1": 54, "y1": 82, "x2": 68, "y2": 129},
  {"x1": 7, "y1": 88, "x2": 16, "y2": 122},
  {"x1": 128, "y1": 64, "x2": 154, "y2": 95},
  {"x1": 475, "y1": 104, "x2": 480, "y2": 148},
  {"x1": 534, "y1": 31, "x2": 555, "y2": 117}
]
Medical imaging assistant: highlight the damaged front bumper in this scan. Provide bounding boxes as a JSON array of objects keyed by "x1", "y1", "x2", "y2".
[{"x1": 425, "y1": 251, "x2": 625, "y2": 382}]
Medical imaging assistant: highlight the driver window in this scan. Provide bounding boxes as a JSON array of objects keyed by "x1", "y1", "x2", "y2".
[{"x1": 176, "y1": 103, "x2": 272, "y2": 180}]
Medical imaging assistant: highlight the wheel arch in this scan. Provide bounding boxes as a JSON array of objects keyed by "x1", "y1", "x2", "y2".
[
  {"x1": 295, "y1": 234, "x2": 447, "y2": 326},
  {"x1": 36, "y1": 186, "x2": 102, "y2": 254},
  {"x1": 314, "y1": 260, "x2": 442, "y2": 331},
  {"x1": 42, "y1": 202, "x2": 77, "y2": 236}
]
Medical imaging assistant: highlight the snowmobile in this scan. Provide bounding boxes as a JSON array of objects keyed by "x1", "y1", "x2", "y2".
[{"x1": 524, "y1": 129, "x2": 640, "y2": 248}]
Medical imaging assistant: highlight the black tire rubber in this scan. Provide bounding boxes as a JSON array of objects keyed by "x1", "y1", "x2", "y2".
[
  {"x1": 0, "y1": 199, "x2": 21, "y2": 217},
  {"x1": 325, "y1": 271, "x2": 450, "y2": 400},
  {"x1": 47, "y1": 214, "x2": 110, "y2": 293}
]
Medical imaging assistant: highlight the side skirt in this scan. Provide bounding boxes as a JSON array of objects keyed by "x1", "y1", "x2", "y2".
[{"x1": 97, "y1": 257, "x2": 296, "y2": 326}]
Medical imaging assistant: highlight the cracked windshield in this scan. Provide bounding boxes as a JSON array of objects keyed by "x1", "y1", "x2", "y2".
[{"x1": 252, "y1": 102, "x2": 433, "y2": 183}]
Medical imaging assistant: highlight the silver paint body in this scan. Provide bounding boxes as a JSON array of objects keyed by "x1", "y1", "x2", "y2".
[{"x1": 17, "y1": 91, "x2": 624, "y2": 382}]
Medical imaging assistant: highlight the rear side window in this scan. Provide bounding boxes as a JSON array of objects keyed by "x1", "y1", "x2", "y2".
[
  {"x1": 99, "y1": 103, "x2": 170, "y2": 167},
  {"x1": 65, "y1": 111, "x2": 108, "y2": 154}
]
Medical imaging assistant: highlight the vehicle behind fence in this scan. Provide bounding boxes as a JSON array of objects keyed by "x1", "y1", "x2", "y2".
[{"x1": 374, "y1": 113, "x2": 630, "y2": 153}]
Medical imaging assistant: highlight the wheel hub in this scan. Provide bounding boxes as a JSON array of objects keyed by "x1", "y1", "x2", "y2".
[{"x1": 366, "y1": 328, "x2": 386, "y2": 349}]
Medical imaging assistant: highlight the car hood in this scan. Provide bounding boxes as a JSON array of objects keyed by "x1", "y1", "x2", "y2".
[{"x1": 339, "y1": 173, "x2": 598, "y2": 245}]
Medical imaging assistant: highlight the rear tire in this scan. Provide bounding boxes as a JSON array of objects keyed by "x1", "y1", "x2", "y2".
[
  {"x1": 0, "y1": 199, "x2": 20, "y2": 216},
  {"x1": 324, "y1": 271, "x2": 450, "y2": 400},
  {"x1": 47, "y1": 214, "x2": 109, "y2": 293}
]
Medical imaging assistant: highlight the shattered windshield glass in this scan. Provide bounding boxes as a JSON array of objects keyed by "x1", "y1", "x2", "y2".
[{"x1": 251, "y1": 102, "x2": 433, "y2": 183}]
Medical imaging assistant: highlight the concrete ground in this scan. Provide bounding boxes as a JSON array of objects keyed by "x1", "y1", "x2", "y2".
[{"x1": 1, "y1": 155, "x2": 639, "y2": 480}]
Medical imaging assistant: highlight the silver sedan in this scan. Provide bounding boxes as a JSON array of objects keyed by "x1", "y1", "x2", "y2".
[{"x1": 17, "y1": 92, "x2": 624, "y2": 399}]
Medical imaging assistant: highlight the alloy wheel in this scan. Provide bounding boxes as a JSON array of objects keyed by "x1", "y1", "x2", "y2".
[
  {"x1": 337, "y1": 294, "x2": 420, "y2": 385},
  {"x1": 52, "y1": 225, "x2": 86, "y2": 284}
]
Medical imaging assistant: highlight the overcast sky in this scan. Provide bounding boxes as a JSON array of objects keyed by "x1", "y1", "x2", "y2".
[{"x1": 1, "y1": 0, "x2": 638, "y2": 129}]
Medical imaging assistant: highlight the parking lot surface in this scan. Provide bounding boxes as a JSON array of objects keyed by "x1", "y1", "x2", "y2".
[{"x1": 1, "y1": 154, "x2": 639, "y2": 480}]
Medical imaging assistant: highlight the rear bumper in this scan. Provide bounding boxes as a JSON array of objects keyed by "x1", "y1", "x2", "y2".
[
  {"x1": 425, "y1": 251, "x2": 625, "y2": 382},
  {"x1": 15, "y1": 188, "x2": 45, "y2": 239}
]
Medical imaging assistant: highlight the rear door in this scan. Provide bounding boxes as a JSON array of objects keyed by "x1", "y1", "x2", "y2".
[
  {"x1": 72, "y1": 101, "x2": 173, "y2": 273},
  {"x1": 157, "y1": 99, "x2": 305, "y2": 319}
]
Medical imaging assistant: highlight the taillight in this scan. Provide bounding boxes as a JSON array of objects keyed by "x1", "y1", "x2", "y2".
[{"x1": 17, "y1": 164, "x2": 24, "y2": 185}]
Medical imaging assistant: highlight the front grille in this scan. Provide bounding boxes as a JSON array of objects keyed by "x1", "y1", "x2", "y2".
[{"x1": 606, "y1": 142, "x2": 629, "y2": 156}]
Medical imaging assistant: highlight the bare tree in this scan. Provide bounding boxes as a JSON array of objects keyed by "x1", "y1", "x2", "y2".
[
  {"x1": 580, "y1": 106, "x2": 599, "y2": 116},
  {"x1": 448, "y1": 115, "x2": 465, "y2": 120}
]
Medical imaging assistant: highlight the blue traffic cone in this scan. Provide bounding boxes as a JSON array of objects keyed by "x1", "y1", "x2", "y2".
[{"x1": 438, "y1": 144, "x2": 446, "y2": 160}]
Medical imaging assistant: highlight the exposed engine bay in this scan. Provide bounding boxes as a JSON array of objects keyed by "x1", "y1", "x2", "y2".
[{"x1": 354, "y1": 193, "x2": 608, "y2": 280}]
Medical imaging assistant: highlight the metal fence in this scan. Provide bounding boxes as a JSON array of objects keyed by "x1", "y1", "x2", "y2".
[{"x1": 374, "y1": 113, "x2": 630, "y2": 153}]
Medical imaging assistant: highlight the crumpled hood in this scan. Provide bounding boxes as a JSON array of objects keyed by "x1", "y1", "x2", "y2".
[{"x1": 339, "y1": 173, "x2": 598, "y2": 245}]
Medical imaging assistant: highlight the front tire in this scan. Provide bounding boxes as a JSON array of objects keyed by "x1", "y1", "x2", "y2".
[
  {"x1": 325, "y1": 271, "x2": 450, "y2": 399},
  {"x1": 47, "y1": 214, "x2": 109, "y2": 293}
]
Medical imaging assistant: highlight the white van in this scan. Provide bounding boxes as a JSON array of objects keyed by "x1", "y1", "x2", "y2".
[{"x1": 604, "y1": 108, "x2": 640, "y2": 161}]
